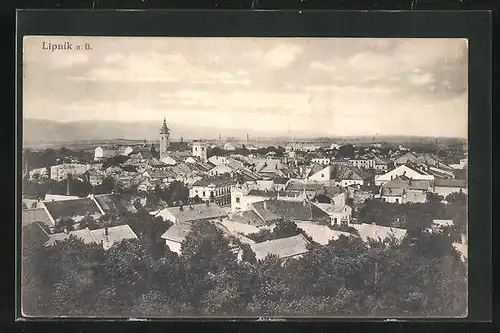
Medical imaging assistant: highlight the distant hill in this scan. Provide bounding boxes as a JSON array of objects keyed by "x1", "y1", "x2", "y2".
[{"x1": 22, "y1": 118, "x2": 466, "y2": 148}]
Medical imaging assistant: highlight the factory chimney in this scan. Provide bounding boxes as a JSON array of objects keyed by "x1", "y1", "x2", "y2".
[{"x1": 66, "y1": 173, "x2": 71, "y2": 196}]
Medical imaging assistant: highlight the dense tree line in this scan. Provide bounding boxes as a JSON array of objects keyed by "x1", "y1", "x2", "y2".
[
  {"x1": 22, "y1": 210, "x2": 467, "y2": 317},
  {"x1": 357, "y1": 192, "x2": 467, "y2": 235},
  {"x1": 208, "y1": 145, "x2": 285, "y2": 158},
  {"x1": 22, "y1": 176, "x2": 118, "y2": 198},
  {"x1": 23, "y1": 148, "x2": 94, "y2": 170}
]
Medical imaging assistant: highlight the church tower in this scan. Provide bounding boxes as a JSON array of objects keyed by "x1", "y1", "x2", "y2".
[{"x1": 159, "y1": 118, "x2": 170, "y2": 159}]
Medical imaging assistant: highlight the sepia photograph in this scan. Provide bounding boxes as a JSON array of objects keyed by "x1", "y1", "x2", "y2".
[{"x1": 20, "y1": 36, "x2": 468, "y2": 318}]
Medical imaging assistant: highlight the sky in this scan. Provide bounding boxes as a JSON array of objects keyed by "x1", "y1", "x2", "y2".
[{"x1": 23, "y1": 36, "x2": 468, "y2": 138}]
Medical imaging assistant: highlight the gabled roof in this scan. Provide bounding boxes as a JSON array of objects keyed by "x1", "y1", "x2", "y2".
[
  {"x1": 43, "y1": 198, "x2": 102, "y2": 222},
  {"x1": 381, "y1": 175, "x2": 432, "y2": 193},
  {"x1": 317, "y1": 186, "x2": 345, "y2": 198},
  {"x1": 307, "y1": 163, "x2": 325, "y2": 177},
  {"x1": 296, "y1": 222, "x2": 352, "y2": 245},
  {"x1": 45, "y1": 228, "x2": 97, "y2": 247},
  {"x1": 434, "y1": 178, "x2": 467, "y2": 188},
  {"x1": 239, "y1": 210, "x2": 266, "y2": 227},
  {"x1": 286, "y1": 180, "x2": 325, "y2": 192},
  {"x1": 22, "y1": 222, "x2": 50, "y2": 249},
  {"x1": 351, "y1": 223, "x2": 407, "y2": 243},
  {"x1": 335, "y1": 166, "x2": 372, "y2": 181},
  {"x1": 247, "y1": 189, "x2": 302, "y2": 198},
  {"x1": 373, "y1": 155, "x2": 391, "y2": 165},
  {"x1": 273, "y1": 177, "x2": 290, "y2": 185},
  {"x1": 251, "y1": 199, "x2": 330, "y2": 223},
  {"x1": 250, "y1": 234, "x2": 310, "y2": 260},
  {"x1": 394, "y1": 152, "x2": 417, "y2": 164},
  {"x1": 192, "y1": 176, "x2": 237, "y2": 187},
  {"x1": 22, "y1": 208, "x2": 52, "y2": 227},
  {"x1": 219, "y1": 218, "x2": 261, "y2": 235},
  {"x1": 157, "y1": 203, "x2": 228, "y2": 223},
  {"x1": 91, "y1": 194, "x2": 138, "y2": 215},
  {"x1": 90, "y1": 225, "x2": 138, "y2": 244},
  {"x1": 161, "y1": 222, "x2": 192, "y2": 243}
]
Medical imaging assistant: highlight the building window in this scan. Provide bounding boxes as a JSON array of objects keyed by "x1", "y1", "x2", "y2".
[
  {"x1": 236, "y1": 197, "x2": 240, "y2": 204},
  {"x1": 195, "y1": 147, "x2": 197, "y2": 151},
  {"x1": 396, "y1": 198, "x2": 399, "y2": 203},
  {"x1": 334, "y1": 218, "x2": 338, "y2": 225},
  {"x1": 321, "y1": 174, "x2": 324, "y2": 178},
  {"x1": 202, "y1": 191, "x2": 205, "y2": 197}
]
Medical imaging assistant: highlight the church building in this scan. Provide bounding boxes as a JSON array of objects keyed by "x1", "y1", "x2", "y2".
[{"x1": 159, "y1": 118, "x2": 170, "y2": 160}]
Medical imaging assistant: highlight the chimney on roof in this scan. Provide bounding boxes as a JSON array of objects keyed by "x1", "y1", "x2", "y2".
[
  {"x1": 263, "y1": 200, "x2": 268, "y2": 210},
  {"x1": 303, "y1": 199, "x2": 307, "y2": 207},
  {"x1": 206, "y1": 200, "x2": 209, "y2": 207},
  {"x1": 372, "y1": 222, "x2": 377, "y2": 226},
  {"x1": 179, "y1": 204, "x2": 184, "y2": 211},
  {"x1": 63, "y1": 227, "x2": 69, "y2": 235},
  {"x1": 105, "y1": 226, "x2": 109, "y2": 236}
]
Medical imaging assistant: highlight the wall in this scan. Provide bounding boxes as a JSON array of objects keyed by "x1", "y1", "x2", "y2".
[
  {"x1": 165, "y1": 240, "x2": 182, "y2": 254},
  {"x1": 402, "y1": 190, "x2": 427, "y2": 203},
  {"x1": 375, "y1": 165, "x2": 434, "y2": 186},
  {"x1": 433, "y1": 186, "x2": 468, "y2": 197}
]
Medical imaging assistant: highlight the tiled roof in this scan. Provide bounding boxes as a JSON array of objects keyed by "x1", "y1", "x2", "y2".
[
  {"x1": 380, "y1": 187, "x2": 404, "y2": 197},
  {"x1": 308, "y1": 163, "x2": 325, "y2": 177},
  {"x1": 219, "y1": 218, "x2": 261, "y2": 235},
  {"x1": 286, "y1": 181, "x2": 325, "y2": 192},
  {"x1": 43, "y1": 198, "x2": 102, "y2": 222},
  {"x1": 394, "y1": 152, "x2": 417, "y2": 164},
  {"x1": 247, "y1": 189, "x2": 302, "y2": 198},
  {"x1": 22, "y1": 208, "x2": 52, "y2": 227},
  {"x1": 192, "y1": 176, "x2": 237, "y2": 187},
  {"x1": 250, "y1": 234, "x2": 310, "y2": 260},
  {"x1": 434, "y1": 178, "x2": 466, "y2": 188},
  {"x1": 22, "y1": 223, "x2": 50, "y2": 249},
  {"x1": 351, "y1": 223, "x2": 407, "y2": 243},
  {"x1": 381, "y1": 176, "x2": 432, "y2": 192},
  {"x1": 45, "y1": 228, "x2": 97, "y2": 246},
  {"x1": 239, "y1": 210, "x2": 266, "y2": 227},
  {"x1": 296, "y1": 222, "x2": 352, "y2": 245},
  {"x1": 251, "y1": 199, "x2": 330, "y2": 223},
  {"x1": 318, "y1": 186, "x2": 345, "y2": 198},
  {"x1": 236, "y1": 168, "x2": 263, "y2": 181},
  {"x1": 92, "y1": 194, "x2": 138, "y2": 215},
  {"x1": 373, "y1": 156, "x2": 391, "y2": 164},
  {"x1": 273, "y1": 177, "x2": 290, "y2": 185},
  {"x1": 161, "y1": 222, "x2": 192, "y2": 243},
  {"x1": 90, "y1": 225, "x2": 138, "y2": 244},
  {"x1": 158, "y1": 203, "x2": 228, "y2": 223},
  {"x1": 213, "y1": 222, "x2": 256, "y2": 244},
  {"x1": 335, "y1": 166, "x2": 372, "y2": 181}
]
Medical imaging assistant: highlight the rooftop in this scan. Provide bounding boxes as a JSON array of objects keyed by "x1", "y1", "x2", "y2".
[
  {"x1": 91, "y1": 194, "x2": 138, "y2": 215},
  {"x1": 296, "y1": 222, "x2": 352, "y2": 246},
  {"x1": 434, "y1": 178, "x2": 467, "y2": 188},
  {"x1": 157, "y1": 202, "x2": 228, "y2": 223},
  {"x1": 22, "y1": 208, "x2": 52, "y2": 227},
  {"x1": 45, "y1": 228, "x2": 97, "y2": 247},
  {"x1": 351, "y1": 223, "x2": 407, "y2": 243},
  {"x1": 192, "y1": 176, "x2": 237, "y2": 187},
  {"x1": 43, "y1": 198, "x2": 102, "y2": 222},
  {"x1": 251, "y1": 199, "x2": 330, "y2": 223},
  {"x1": 160, "y1": 222, "x2": 193, "y2": 243},
  {"x1": 90, "y1": 225, "x2": 138, "y2": 245},
  {"x1": 250, "y1": 234, "x2": 310, "y2": 260}
]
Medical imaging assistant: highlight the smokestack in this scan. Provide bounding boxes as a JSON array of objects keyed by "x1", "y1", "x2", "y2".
[{"x1": 66, "y1": 173, "x2": 71, "y2": 196}]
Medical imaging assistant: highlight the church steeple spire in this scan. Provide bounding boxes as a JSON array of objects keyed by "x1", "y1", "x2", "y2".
[
  {"x1": 160, "y1": 117, "x2": 169, "y2": 134},
  {"x1": 159, "y1": 117, "x2": 170, "y2": 159}
]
